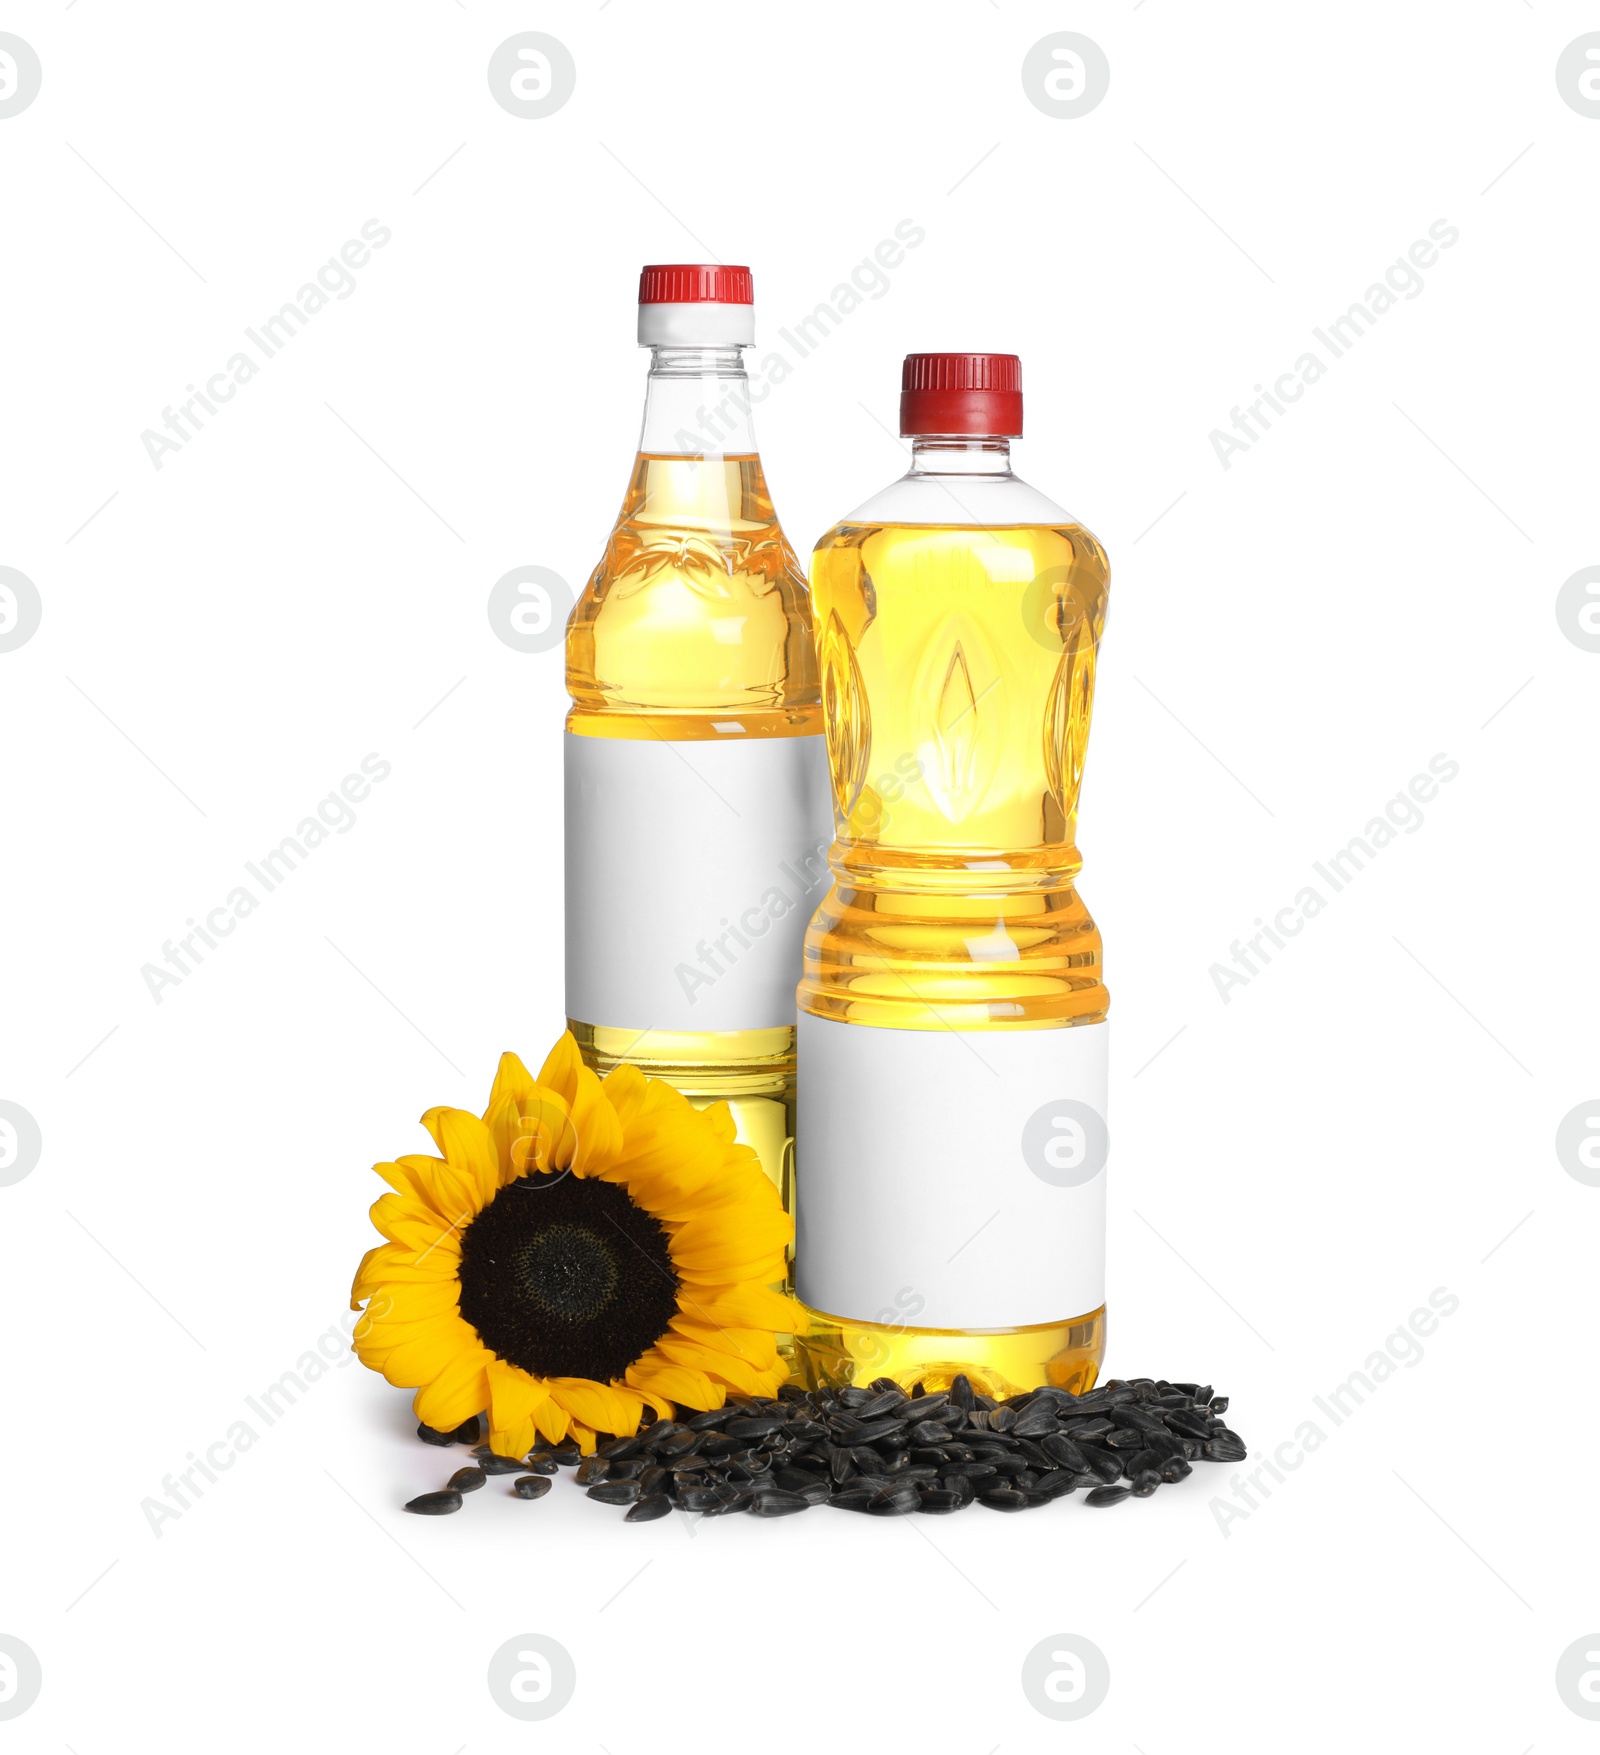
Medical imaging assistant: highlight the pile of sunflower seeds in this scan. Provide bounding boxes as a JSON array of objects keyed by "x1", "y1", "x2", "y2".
[{"x1": 404, "y1": 1375, "x2": 1245, "y2": 1519}]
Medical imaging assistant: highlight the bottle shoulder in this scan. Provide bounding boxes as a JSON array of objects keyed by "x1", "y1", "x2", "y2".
[{"x1": 837, "y1": 469, "x2": 1083, "y2": 529}]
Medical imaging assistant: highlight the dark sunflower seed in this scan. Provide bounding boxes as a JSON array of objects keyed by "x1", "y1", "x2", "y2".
[
  {"x1": 749, "y1": 1491, "x2": 811, "y2": 1518},
  {"x1": 978, "y1": 1488, "x2": 1029, "y2": 1511},
  {"x1": 939, "y1": 1462, "x2": 996, "y2": 1481},
  {"x1": 598, "y1": 1433, "x2": 645, "y2": 1462},
  {"x1": 1084, "y1": 1484, "x2": 1132, "y2": 1507},
  {"x1": 725, "y1": 1414, "x2": 783, "y2": 1438},
  {"x1": 1130, "y1": 1470, "x2": 1161, "y2": 1497},
  {"x1": 1065, "y1": 1417, "x2": 1114, "y2": 1439},
  {"x1": 1041, "y1": 1434, "x2": 1089, "y2": 1471},
  {"x1": 684, "y1": 1408, "x2": 731, "y2": 1431},
  {"x1": 700, "y1": 1490, "x2": 752, "y2": 1517},
  {"x1": 404, "y1": 1490, "x2": 463, "y2": 1515},
  {"x1": 917, "y1": 1488, "x2": 964, "y2": 1514},
  {"x1": 1036, "y1": 1470, "x2": 1080, "y2": 1498},
  {"x1": 1203, "y1": 1438, "x2": 1248, "y2": 1463},
  {"x1": 521, "y1": 1455, "x2": 559, "y2": 1475},
  {"x1": 587, "y1": 1481, "x2": 641, "y2": 1505},
  {"x1": 853, "y1": 1390, "x2": 908, "y2": 1420},
  {"x1": 575, "y1": 1456, "x2": 611, "y2": 1485},
  {"x1": 1080, "y1": 1449, "x2": 1124, "y2": 1483},
  {"x1": 829, "y1": 1487, "x2": 876, "y2": 1512},
  {"x1": 950, "y1": 1374, "x2": 975, "y2": 1409},
  {"x1": 1202, "y1": 1392, "x2": 1223, "y2": 1412},
  {"x1": 1159, "y1": 1457, "x2": 1193, "y2": 1484},
  {"x1": 447, "y1": 1467, "x2": 486, "y2": 1493},
  {"x1": 625, "y1": 1495, "x2": 672, "y2": 1522},
  {"x1": 511, "y1": 1475, "x2": 551, "y2": 1500},
  {"x1": 419, "y1": 1418, "x2": 477, "y2": 1447},
  {"x1": 1010, "y1": 1403, "x2": 1060, "y2": 1438},
  {"x1": 866, "y1": 1489, "x2": 920, "y2": 1517}
]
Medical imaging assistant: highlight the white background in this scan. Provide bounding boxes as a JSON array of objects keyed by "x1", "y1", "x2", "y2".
[{"x1": 2, "y1": 1, "x2": 1597, "y2": 1747}]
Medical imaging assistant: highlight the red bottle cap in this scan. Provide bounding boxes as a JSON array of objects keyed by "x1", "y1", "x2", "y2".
[
  {"x1": 638, "y1": 264, "x2": 754, "y2": 305},
  {"x1": 900, "y1": 352, "x2": 1023, "y2": 436}
]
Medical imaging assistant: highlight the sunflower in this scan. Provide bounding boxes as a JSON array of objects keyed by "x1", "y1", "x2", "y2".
[{"x1": 350, "y1": 1033, "x2": 801, "y2": 1457}]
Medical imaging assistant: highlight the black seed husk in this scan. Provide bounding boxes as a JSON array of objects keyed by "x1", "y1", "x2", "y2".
[
  {"x1": 587, "y1": 1481, "x2": 642, "y2": 1505},
  {"x1": 405, "y1": 1490, "x2": 463, "y2": 1515},
  {"x1": 404, "y1": 1373, "x2": 1244, "y2": 1524},
  {"x1": 749, "y1": 1491, "x2": 810, "y2": 1517}
]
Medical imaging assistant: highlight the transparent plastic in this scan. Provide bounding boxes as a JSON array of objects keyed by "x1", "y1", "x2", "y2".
[
  {"x1": 565, "y1": 346, "x2": 820, "y2": 1270},
  {"x1": 794, "y1": 437, "x2": 1111, "y2": 1395}
]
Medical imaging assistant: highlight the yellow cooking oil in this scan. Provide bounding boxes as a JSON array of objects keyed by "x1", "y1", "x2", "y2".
[{"x1": 793, "y1": 410, "x2": 1111, "y2": 1395}]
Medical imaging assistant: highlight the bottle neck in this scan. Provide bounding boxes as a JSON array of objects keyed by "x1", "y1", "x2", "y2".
[
  {"x1": 638, "y1": 345, "x2": 759, "y2": 457},
  {"x1": 908, "y1": 436, "x2": 1014, "y2": 476}
]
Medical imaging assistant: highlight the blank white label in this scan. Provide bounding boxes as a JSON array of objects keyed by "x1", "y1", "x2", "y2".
[
  {"x1": 565, "y1": 731, "x2": 833, "y2": 1033},
  {"x1": 796, "y1": 1012, "x2": 1108, "y2": 1329}
]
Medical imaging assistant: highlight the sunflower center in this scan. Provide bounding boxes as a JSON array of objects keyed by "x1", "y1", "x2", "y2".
[
  {"x1": 515, "y1": 1224, "x2": 618, "y2": 1321},
  {"x1": 456, "y1": 1171, "x2": 681, "y2": 1384}
]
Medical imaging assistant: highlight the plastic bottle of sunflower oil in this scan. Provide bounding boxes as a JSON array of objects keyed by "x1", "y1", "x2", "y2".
[
  {"x1": 565, "y1": 264, "x2": 831, "y2": 1252},
  {"x1": 795, "y1": 352, "x2": 1111, "y2": 1396}
]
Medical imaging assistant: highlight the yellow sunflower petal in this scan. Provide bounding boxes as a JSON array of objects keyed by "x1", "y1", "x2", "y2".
[
  {"x1": 683, "y1": 1284, "x2": 806, "y2": 1333},
  {"x1": 547, "y1": 1377, "x2": 642, "y2": 1438},
  {"x1": 508, "y1": 1089, "x2": 581, "y2": 1175},
  {"x1": 536, "y1": 1034, "x2": 624, "y2": 1175},
  {"x1": 669, "y1": 1207, "x2": 793, "y2": 1274},
  {"x1": 485, "y1": 1050, "x2": 539, "y2": 1122},
  {"x1": 413, "y1": 1344, "x2": 492, "y2": 1431},
  {"x1": 700, "y1": 1100, "x2": 738, "y2": 1145},
  {"x1": 372, "y1": 1280, "x2": 460, "y2": 1321},
  {"x1": 490, "y1": 1417, "x2": 538, "y2": 1459},
  {"x1": 626, "y1": 1354, "x2": 724, "y2": 1412},
  {"x1": 652, "y1": 1334, "x2": 775, "y2": 1397},
  {"x1": 390, "y1": 1152, "x2": 480, "y2": 1227},
  {"x1": 532, "y1": 1398, "x2": 571, "y2": 1444},
  {"x1": 369, "y1": 1193, "x2": 454, "y2": 1254},
  {"x1": 599, "y1": 1062, "x2": 650, "y2": 1125},
  {"x1": 422, "y1": 1108, "x2": 501, "y2": 1211},
  {"x1": 667, "y1": 1316, "x2": 780, "y2": 1369},
  {"x1": 486, "y1": 1357, "x2": 551, "y2": 1435}
]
